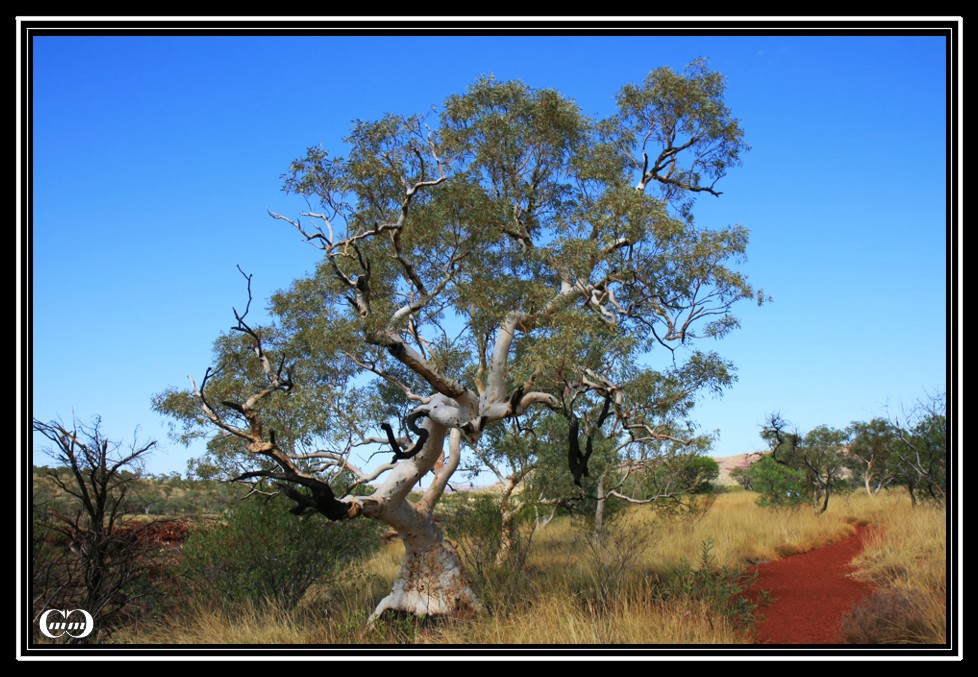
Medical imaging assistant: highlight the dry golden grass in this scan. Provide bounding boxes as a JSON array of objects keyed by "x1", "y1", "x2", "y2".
[
  {"x1": 426, "y1": 594, "x2": 751, "y2": 645},
  {"x1": 114, "y1": 487, "x2": 947, "y2": 646},
  {"x1": 634, "y1": 491, "x2": 855, "y2": 570},
  {"x1": 843, "y1": 491, "x2": 947, "y2": 644},
  {"x1": 110, "y1": 600, "x2": 330, "y2": 645}
]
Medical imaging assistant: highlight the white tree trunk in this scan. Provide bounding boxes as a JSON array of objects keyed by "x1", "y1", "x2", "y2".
[
  {"x1": 360, "y1": 407, "x2": 481, "y2": 621},
  {"x1": 369, "y1": 527, "x2": 480, "y2": 621}
]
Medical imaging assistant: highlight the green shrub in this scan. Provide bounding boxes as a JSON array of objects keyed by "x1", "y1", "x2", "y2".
[
  {"x1": 653, "y1": 540, "x2": 766, "y2": 630},
  {"x1": 673, "y1": 455, "x2": 721, "y2": 494},
  {"x1": 442, "y1": 493, "x2": 503, "y2": 571},
  {"x1": 181, "y1": 494, "x2": 380, "y2": 611},
  {"x1": 749, "y1": 456, "x2": 809, "y2": 509}
]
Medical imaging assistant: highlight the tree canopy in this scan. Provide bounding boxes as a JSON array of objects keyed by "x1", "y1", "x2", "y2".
[{"x1": 154, "y1": 60, "x2": 763, "y2": 618}]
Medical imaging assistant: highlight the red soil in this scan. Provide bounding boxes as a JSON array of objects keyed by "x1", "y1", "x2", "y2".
[{"x1": 746, "y1": 526, "x2": 875, "y2": 644}]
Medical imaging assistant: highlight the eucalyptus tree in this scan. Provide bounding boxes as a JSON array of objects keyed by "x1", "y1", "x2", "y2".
[
  {"x1": 156, "y1": 60, "x2": 762, "y2": 620},
  {"x1": 761, "y1": 416, "x2": 849, "y2": 514},
  {"x1": 518, "y1": 353, "x2": 733, "y2": 532},
  {"x1": 889, "y1": 390, "x2": 947, "y2": 506},
  {"x1": 847, "y1": 418, "x2": 901, "y2": 496}
]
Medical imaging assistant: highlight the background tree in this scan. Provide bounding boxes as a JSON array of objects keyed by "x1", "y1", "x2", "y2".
[
  {"x1": 847, "y1": 418, "x2": 901, "y2": 496},
  {"x1": 31, "y1": 417, "x2": 157, "y2": 643},
  {"x1": 889, "y1": 390, "x2": 947, "y2": 506},
  {"x1": 156, "y1": 61, "x2": 762, "y2": 620},
  {"x1": 475, "y1": 351, "x2": 731, "y2": 547},
  {"x1": 743, "y1": 455, "x2": 809, "y2": 509},
  {"x1": 761, "y1": 416, "x2": 849, "y2": 514},
  {"x1": 462, "y1": 409, "x2": 552, "y2": 567}
]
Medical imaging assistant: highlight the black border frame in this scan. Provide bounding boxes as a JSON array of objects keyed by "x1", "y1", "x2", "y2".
[{"x1": 17, "y1": 15, "x2": 960, "y2": 661}]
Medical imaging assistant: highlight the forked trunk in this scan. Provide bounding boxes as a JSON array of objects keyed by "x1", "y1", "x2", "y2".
[{"x1": 362, "y1": 413, "x2": 481, "y2": 621}]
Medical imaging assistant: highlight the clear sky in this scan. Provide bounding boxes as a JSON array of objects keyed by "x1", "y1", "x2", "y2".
[{"x1": 25, "y1": 24, "x2": 954, "y2": 477}]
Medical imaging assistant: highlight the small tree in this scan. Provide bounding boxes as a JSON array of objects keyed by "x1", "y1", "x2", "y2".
[
  {"x1": 761, "y1": 415, "x2": 848, "y2": 514},
  {"x1": 847, "y1": 418, "x2": 901, "y2": 496},
  {"x1": 747, "y1": 455, "x2": 808, "y2": 509},
  {"x1": 31, "y1": 417, "x2": 157, "y2": 643},
  {"x1": 654, "y1": 453, "x2": 720, "y2": 495},
  {"x1": 890, "y1": 391, "x2": 947, "y2": 506}
]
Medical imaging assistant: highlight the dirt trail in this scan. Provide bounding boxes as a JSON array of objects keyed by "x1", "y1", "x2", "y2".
[{"x1": 747, "y1": 526, "x2": 874, "y2": 644}]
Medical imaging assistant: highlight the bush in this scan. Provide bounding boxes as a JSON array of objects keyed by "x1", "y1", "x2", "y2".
[
  {"x1": 442, "y1": 493, "x2": 503, "y2": 573},
  {"x1": 653, "y1": 540, "x2": 766, "y2": 631},
  {"x1": 749, "y1": 456, "x2": 809, "y2": 509},
  {"x1": 839, "y1": 589, "x2": 933, "y2": 644},
  {"x1": 580, "y1": 512, "x2": 657, "y2": 611},
  {"x1": 676, "y1": 455, "x2": 721, "y2": 494},
  {"x1": 181, "y1": 494, "x2": 380, "y2": 611}
]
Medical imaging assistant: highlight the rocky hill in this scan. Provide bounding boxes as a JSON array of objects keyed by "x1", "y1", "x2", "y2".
[{"x1": 713, "y1": 452, "x2": 764, "y2": 486}]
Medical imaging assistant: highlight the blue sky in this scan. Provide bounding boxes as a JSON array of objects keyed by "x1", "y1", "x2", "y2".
[{"x1": 27, "y1": 28, "x2": 954, "y2": 477}]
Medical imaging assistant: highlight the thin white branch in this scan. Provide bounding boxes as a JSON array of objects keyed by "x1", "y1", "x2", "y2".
[
  {"x1": 607, "y1": 489, "x2": 676, "y2": 504},
  {"x1": 514, "y1": 391, "x2": 562, "y2": 415},
  {"x1": 287, "y1": 450, "x2": 368, "y2": 481}
]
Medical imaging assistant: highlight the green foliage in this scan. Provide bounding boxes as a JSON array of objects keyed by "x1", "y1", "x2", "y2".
[
  {"x1": 846, "y1": 418, "x2": 901, "y2": 493},
  {"x1": 442, "y1": 493, "x2": 505, "y2": 574},
  {"x1": 181, "y1": 494, "x2": 381, "y2": 611},
  {"x1": 669, "y1": 454, "x2": 721, "y2": 494},
  {"x1": 748, "y1": 456, "x2": 809, "y2": 509},
  {"x1": 844, "y1": 396, "x2": 947, "y2": 507},
  {"x1": 628, "y1": 449, "x2": 722, "y2": 499},
  {"x1": 155, "y1": 61, "x2": 759, "y2": 491},
  {"x1": 892, "y1": 392, "x2": 947, "y2": 505},
  {"x1": 761, "y1": 416, "x2": 850, "y2": 513},
  {"x1": 728, "y1": 460, "x2": 755, "y2": 491},
  {"x1": 654, "y1": 540, "x2": 767, "y2": 630}
]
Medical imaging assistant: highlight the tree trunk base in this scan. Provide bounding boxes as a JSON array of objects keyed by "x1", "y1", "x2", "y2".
[{"x1": 369, "y1": 540, "x2": 481, "y2": 622}]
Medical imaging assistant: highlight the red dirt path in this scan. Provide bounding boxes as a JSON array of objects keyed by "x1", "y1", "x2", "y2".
[{"x1": 746, "y1": 526, "x2": 875, "y2": 644}]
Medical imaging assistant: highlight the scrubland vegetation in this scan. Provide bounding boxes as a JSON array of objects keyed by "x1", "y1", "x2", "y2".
[{"x1": 50, "y1": 481, "x2": 942, "y2": 646}]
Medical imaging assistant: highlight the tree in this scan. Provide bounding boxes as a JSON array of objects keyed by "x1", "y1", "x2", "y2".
[
  {"x1": 745, "y1": 455, "x2": 809, "y2": 509},
  {"x1": 156, "y1": 61, "x2": 762, "y2": 620},
  {"x1": 844, "y1": 390, "x2": 947, "y2": 506},
  {"x1": 665, "y1": 454, "x2": 721, "y2": 495},
  {"x1": 466, "y1": 351, "x2": 732, "y2": 556},
  {"x1": 889, "y1": 390, "x2": 947, "y2": 506},
  {"x1": 761, "y1": 415, "x2": 849, "y2": 514},
  {"x1": 31, "y1": 417, "x2": 157, "y2": 643},
  {"x1": 847, "y1": 418, "x2": 901, "y2": 496}
]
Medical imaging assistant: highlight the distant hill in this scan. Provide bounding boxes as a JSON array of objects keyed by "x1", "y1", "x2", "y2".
[{"x1": 712, "y1": 452, "x2": 765, "y2": 486}]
